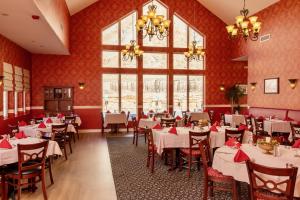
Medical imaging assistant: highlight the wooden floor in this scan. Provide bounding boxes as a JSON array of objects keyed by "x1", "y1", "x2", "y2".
[{"x1": 20, "y1": 133, "x2": 117, "y2": 200}]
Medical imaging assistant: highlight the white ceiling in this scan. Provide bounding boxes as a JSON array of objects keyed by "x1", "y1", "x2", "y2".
[
  {"x1": 66, "y1": 0, "x2": 279, "y2": 25},
  {"x1": 0, "y1": 0, "x2": 69, "y2": 55}
]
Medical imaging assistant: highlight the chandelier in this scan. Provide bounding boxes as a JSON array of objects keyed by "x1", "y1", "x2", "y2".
[
  {"x1": 121, "y1": 40, "x2": 143, "y2": 61},
  {"x1": 226, "y1": 0, "x2": 262, "y2": 41},
  {"x1": 184, "y1": 1, "x2": 205, "y2": 62},
  {"x1": 122, "y1": 8, "x2": 143, "y2": 62},
  {"x1": 136, "y1": 1, "x2": 171, "y2": 41}
]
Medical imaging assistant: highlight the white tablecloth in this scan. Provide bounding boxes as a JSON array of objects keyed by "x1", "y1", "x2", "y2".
[
  {"x1": 225, "y1": 114, "x2": 246, "y2": 127},
  {"x1": 43, "y1": 116, "x2": 82, "y2": 126},
  {"x1": 213, "y1": 144, "x2": 300, "y2": 197},
  {"x1": 19, "y1": 123, "x2": 77, "y2": 137},
  {"x1": 264, "y1": 119, "x2": 292, "y2": 135},
  {"x1": 139, "y1": 119, "x2": 160, "y2": 128},
  {"x1": 189, "y1": 112, "x2": 210, "y2": 121},
  {"x1": 0, "y1": 137, "x2": 62, "y2": 166},
  {"x1": 104, "y1": 113, "x2": 127, "y2": 127},
  {"x1": 152, "y1": 126, "x2": 252, "y2": 155}
]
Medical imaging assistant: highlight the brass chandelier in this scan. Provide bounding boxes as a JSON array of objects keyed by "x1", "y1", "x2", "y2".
[
  {"x1": 226, "y1": 0, "x2": 262, "y2": 41},
  {"x1": 136, "y1": 0, "x2": 171, "y2": 41},
  {"x1": 122, "y1": 9, "x2": 143, "y2": 61},
  {"x1": 184, "y1": 1, "x2": 205, "y2": 62}
]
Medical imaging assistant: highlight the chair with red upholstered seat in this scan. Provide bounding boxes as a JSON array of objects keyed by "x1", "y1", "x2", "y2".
[
  {"x1": 132, "y1": 117, "x2": 146, "y2": 146},
  {"x1": 225, "y1": 129, "x2": 245, "y2": 143},
  {"x1": 145, "y1": 129, "x2": 157, "y2": 173},
  {"x1": 198, "y1": 139, "x2": 238, "y2": 200},
  {"x1": 246, "y1": 160, "x2": 298, "y2": 200},
  {"x1": 179, "y1": 130, "x2": 210, "y2": 177}
]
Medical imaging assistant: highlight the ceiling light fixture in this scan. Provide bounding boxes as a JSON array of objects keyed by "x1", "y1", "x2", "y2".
[
  {"x1": 184, "y1": 1, "x2": 205, "y2": 62},
  {"x1": 226, "y1": 0, "x2": 262, "y2": 41},
  {"x1": 136, "y1": 0, "x2": 170, "y2": 41}
]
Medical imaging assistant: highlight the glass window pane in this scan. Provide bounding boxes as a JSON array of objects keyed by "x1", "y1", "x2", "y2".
[
  {"x1": 142, "y1": 0, "x2": 168, "y2": 47},
  {"x1": 173, "y1": 76, "x2": 187, "y2": 112},
  {"x1": 189, "y1": 76, "x2": 204, "y2": 112},
  {"x1": 189, "y1": 58, "x2": 204, "y2": 70},
  {"x1": 143, "y1": 53, "x2": 167, "y2": 69},
  {"x1": 189, "y1": 27, "x2": 204, "y2": 47},
  {"x1": 173, "y1": 15, "x2": 187, "y2": 48},
  {"x1": 102, "y1": 23, "x2": 119, "y2": 45},
  {"x1": 143, "y1": 75, "x2": 167, "y2": 112},
  {"x1": 102, "y1": 51, "x2": 119, "y2": 68},
  {"x1": 121, "y1": 57, "x2": 137, "y2": 68},
  {"x1": 121, "y1": 12, "x2": 137, "y2": 45},
  {"x1": 173, "y1": 53, "x2": 187, "y2": 69},
  {"x1": 121, "y1": 74, "x2": 137, "y2": 114},
  {"x1": 103, "y1": 74, "x2": 119, "y2": 113}
]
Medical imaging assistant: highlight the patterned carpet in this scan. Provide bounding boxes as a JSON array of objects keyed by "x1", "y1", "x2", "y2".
[{"x1": 107, "y1": 137, "x2": 250, "y2": 200}]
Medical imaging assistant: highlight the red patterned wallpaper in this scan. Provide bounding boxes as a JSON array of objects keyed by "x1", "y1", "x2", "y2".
[
  {"x1": 31, "y1": 0, "x2": 248, "y2": 128},
  {"x1": 232, "y1": 0, "x2": 300, "y2": 110}
]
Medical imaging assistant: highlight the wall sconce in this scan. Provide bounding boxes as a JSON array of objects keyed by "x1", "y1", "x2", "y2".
[
  {"x1": 0, "y1": 76, "x2": 4, "y2": 86},
  {"x1": 250, "y1": 82, "x2": 257, "y2": 91},
  {"x1": 78, "y1": 82, "x2": 85, "y2": 90},
  {"x1": 219, "y1": 84, "x2": 225, "y2": 92},
  {"x1": 288, "y1": 79, "x2": 298, "y2": 89}
]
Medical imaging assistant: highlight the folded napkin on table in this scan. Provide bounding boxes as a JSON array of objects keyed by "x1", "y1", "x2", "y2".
[
  {"x1": 292, "y1": 139, "x2": 300, "y2": 148},
  {"x1": 38, "y1": 122, "x2": 46, "y2": 128},
  {"x1": 225, "y1": 137, "x2": 240, "y2": 147},
  {"x1": 210, "y1": 125, "x2": 218, "y2": 132},
  {"x1": 46, "y1": 118, "x2": 53, "y2": 123},
  {"x1": 0, "y1": 139, "x2": 12, "y2": 149},
  {"x1": 175, "y1": 116, "x2": 182, "y2": 120},
  {"x1": 168, "y1": 127, "x2": 177, "y2": 135},
  {"x1": 185, "y1": 122, "x2": 192, "y2": 127},
  {"x1": 238, "y1": 124, "x2": 248, "y2": 131},
  {"x1": 18, "y1": 121, "x2": 27, "y2": 127},
  {"x1": 234, "y1": 149, "x2": 250, "y2": 163},
  {"x1": 15, "y1": 131, "x2": 27, "y2": 139},
  {"x1": 153, "y1": 124, "x2": 163, "y2": 130},
  {"x1": 57, "y1": 113, "x2": 65, "y2": 118}
]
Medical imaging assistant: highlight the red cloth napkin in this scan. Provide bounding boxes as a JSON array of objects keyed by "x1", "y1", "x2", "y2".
[
  {"x1": 238, "y1": 124, "x2": 248, "y2": 131},
  {"x1": 225, "y1": 138, "x2": 238, "y2": 147},
  {"x1": 57, "y1": 113, "x2": 65, "y2": 118},
  {"x1": 234, "y1": 149, "x2": 250, "y2": 162},
  {"x1": 38, "y1": 122, "x2": 46, "y2": 128},
  {"x1": 18, "y1": 121, "x2": 27, "y2": 127},
  {"x1": 15, "y1": 131, "x2": 27, "y2": 139},
  {"x1": 210, "y1": 125, "x2": 218, "y2": 132},
  {"x1": 284, "y1": 117, "x2": 294, "y2": 122},
  {"x1": 292, "y1": 139, "x2": 300, "y2": 148},
  {"x1": 46, "y1": 118, "x2": 53, "y2": 123},
  {"x1": 153, "y1": 124, "x2": 163, "y2": 130},
  {"x1": 213, "y1": 121, "x2": 220, "y2": 127},
  {"x1": 0, "y1": 139, "x2": 12, "y2": 149},
  {"x1": 168, "y1": 127, "x2": 177, "y2": 135},
  {"x1": 175, "y1": 116, "x2": 182, "y2": 120},
  {"x1": 185, "y1": 122, "x2": 192, "y2": 127}
]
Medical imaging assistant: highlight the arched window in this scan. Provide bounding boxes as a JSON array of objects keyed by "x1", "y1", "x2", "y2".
[{"x1": 101, "y1": 0, "x2": 205, "y2": 115}]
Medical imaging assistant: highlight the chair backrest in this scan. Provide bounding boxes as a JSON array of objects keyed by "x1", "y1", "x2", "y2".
[
  {"x1": 198, "y1": 139, "x2": 212, "y2": 178},
  {"x1": 17, "y1": 141, "x2": 49, "y2": 174},
  {"x1": 132, "y1": 117, "x2": 138, "y2": 132},
  {"x1": 254, "y1": 118, "x2": 264, "y2": 131},
  {"x1": 225, "y1": 129, "x2": 245, "y2": 143},
  {"x1": 246, "y1": 160, "x2": 298, "y2": 200},
  {"x1": 245, "y1": 116, "x2": 253, "y2": 128},
  {"x1": 189, "y1": 130, "x2": 210, "y2": 149},
  {"x1": 34, "y1": 117, "x2": 44, "y2": 124},
  {"x1": 8, "y1": 124, "x2": 19, "y2": 137},
  {"x1": 145, "y1": 129, "x2": 154, "y2": 152},
  {"x1": 51, "y1": 124, "x2": 68, "y2": 140},
  {"x1": 160, "y1": 118, "x2": 176, "y2": 127},
  {"x1": 208, "y1": 110, "x2": 214, "y2": 123},
  {"x1": 291, "y1": 124, "x2": 300, "y2": 140},
  {"x1": 100, "y1": 112, "x2": 104, "y2": 126},
  {"x1": 155, "y1": 113, "x2": 168, "y2": 119},
  {"x1": 65, "y1": 116, "x2": 76, "y2": 124},
  {"x1": 126, "y1": 111, "x2": 130, "y2": 121}
]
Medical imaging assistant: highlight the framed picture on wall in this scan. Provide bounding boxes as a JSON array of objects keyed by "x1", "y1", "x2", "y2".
[
  {"x1": 236, "y1": 84, "x2": 248, "y2": 95},
  {"x1": 264, "y1": 78, "x2": 279, "y2": 94}
]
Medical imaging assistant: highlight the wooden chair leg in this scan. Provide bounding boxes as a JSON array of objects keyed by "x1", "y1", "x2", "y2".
[
  {"x1": 132, "y1": 132, "x2": 136, "y2": 144},
  {"x1": 41, "y1": 172, "x2": 48, "y2": 200},
  {"x1": 144, "y1": 133, "x2": 146, "y2": 143},
  {"x1": 1, "y1": 174, "x2": 6, "y2": 200},
  {"x1": 76, "y1": 131, "x2": 79, "y2": 140},
  {"x1": 232, "y1": 181, "x2": 238, "y2": 200},
  {"x1": 209, "y1": 181, "x2": 214, "y2": 197},
  {"x1": 135, "y1": 133, "x2": 139, "y2": 147},
  {"x1": 179, "y1": 154, "x2": 183, "y2": 171},
  {"x1": 151, "y1": 152, "x2": 155, "y2": 173},
  {"x1": 48, "y1": 158, "x2": 54, "y2": 184},
  {"x1": 187, "y1": 155, "x2": 191, "y2": 177},
  {"x1": 17, "y1": 180, "x2": 21, "y2": 200},
  {"x1": 72, "y1": 132, "x2": 76, "y2": 143},
  {"x1": 146, "y1": 152, "x2": 150, "y2": 167},
  {"x1": 69, "y1": 139, "x2": 73, "y2": 154},
  {"x1": 203, "y1": 178, "x2": 208, "y2": 200},
  {"x1": 64, "y1": 145, "x2": 68, "y2": 160}
]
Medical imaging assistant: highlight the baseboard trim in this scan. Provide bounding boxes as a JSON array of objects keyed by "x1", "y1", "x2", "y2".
[{"x1": 78, "y1": 128, "x2": 134, "y2": 133}]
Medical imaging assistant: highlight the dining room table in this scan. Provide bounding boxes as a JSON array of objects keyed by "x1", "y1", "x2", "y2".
[
  {"x1": 212, "y1": 144, "x2": 300, "y2": 197},
  {"x1": 43, "y1": 116, "x2": 82, "y2": 126},
  {"x1": 263, "y1": 119, "x2": 292, "y2": 136},
  {"x1": 188, "y1": 112, "x2": 210, "y2": 121}
]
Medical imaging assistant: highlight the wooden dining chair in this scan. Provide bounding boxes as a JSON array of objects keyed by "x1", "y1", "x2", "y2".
[
  {"x1": 51, "y1": 124, "x2": 70, "y2": 160},
  {"x1": 245, "y1": 116, "x2": 254, "y2": 132},
  {"x1": 179, "y1": 130, "x2": 210, "y2": 177},
  {"x1": 220, "y1": 113, "x2": 230, "y2": 126},
  {"x1": 271, "y1": 131, "x2": 291, "y2": 145},
  {"x1": 132, "y1": 117, "x2": 146, "y2": 146},
  {"x1": 291, "y1": 124, "x2": 300, "y2": 141},
  {"x1": 225, "y1": 129, "x2": 245, "y2": 143},
  {"x1": 145, "y1": 129, "x2": 157, "y2": 173},
  {"x1": 254, "y1": 118, "x2": 268, "y2": 135},
  {"x1": 198, "y1": 139, "x2": 238, "y2": 200},
  {"x1": 6, "y1": 141, "x2": 49, "y2": 200},
  {"x1": 246, "y1": 160, "x2": 298, "y2": 200},
  {"x1": 8, "y1": 124, "x2": 19, "y2": 138},
  {"x1": 126, "y1": 111, "x2": 131, "y2": 133},
  {"x1": 34, "y1": 117, "x2": 44, "y2": 124},
  {"x1": 160, "y1": 118, "x2": 176, "y2": 127},
  {"x1": 208, "y1": 110, "x2": 214, "y2": 123},
  {"x1": 65, "y1": 116, "x2": 79, "y2": 143}
]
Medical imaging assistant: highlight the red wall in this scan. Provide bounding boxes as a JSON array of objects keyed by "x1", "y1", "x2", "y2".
[
  {"x1": 0, "y1": 34, "x2": 32, "y2": 133},
  {"x1": 31, "y1": 0, "x2": 247, "y2": 129},
  {"x1": 232, "y1": 0, "x2": 300, "y2": 110}
]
